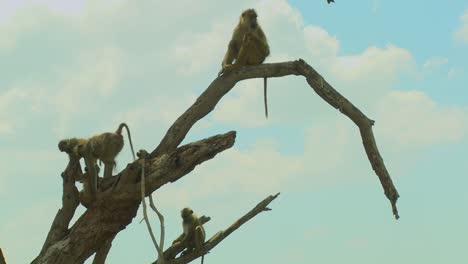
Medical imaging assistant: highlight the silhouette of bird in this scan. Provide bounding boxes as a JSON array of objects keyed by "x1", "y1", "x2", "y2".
[{"x1": 327, "y1": 0, "x2": 335, "y2": 3}]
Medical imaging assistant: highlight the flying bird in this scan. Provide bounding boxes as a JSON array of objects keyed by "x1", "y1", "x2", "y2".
[{"x1": 327, "y1": 0, "x2": 335, "y2": 3}]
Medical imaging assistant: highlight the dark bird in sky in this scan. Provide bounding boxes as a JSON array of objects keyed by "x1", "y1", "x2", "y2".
[{"x1": 327, "y1": 0, "x2": 335, "y2": 3}]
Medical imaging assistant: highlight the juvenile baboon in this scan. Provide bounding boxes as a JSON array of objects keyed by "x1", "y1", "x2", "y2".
[
  {"x1": 219, "y1": 9, "x2": 271, "y2": 118},
  {"x1": 58, "y1": 123, "x2": 136, "y2": 199},
  {"x1": 172, "y1": 207, "x2": 206, "y2": 264}
]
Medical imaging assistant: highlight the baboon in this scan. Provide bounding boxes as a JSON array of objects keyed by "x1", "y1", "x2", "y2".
[
  {"x1": 58, "y1": 123, "x2": 136, "y2": 199},
  {"x1": 219, "y1": 9, "x2": 271, "y2": 118},
  {"x1": 172, "y1": 207, "x2": 206, "y2": 264}
]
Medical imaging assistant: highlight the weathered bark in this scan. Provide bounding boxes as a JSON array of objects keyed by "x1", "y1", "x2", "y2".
[
  {"x1": 35, "y1": 159, "x2": 81, "y2": 259},
  {"x1": 32, "y1": 132, "x2": 236, "y2": 264},
  {"x1": 150, "y1": 59, "x2": 399, "y2": 218},
  {"x1": 92, "y1": 235, "x2": 114, "y2": 264},
  {"x1": 158, "y1": 193, "x2": 280, "y2": 264},
  {"x1": 33, "y1": 59, "x2": 400, "y2": 264},
  {"x1": 0, "y1": 248, "x2": 6, "y2": 264}
]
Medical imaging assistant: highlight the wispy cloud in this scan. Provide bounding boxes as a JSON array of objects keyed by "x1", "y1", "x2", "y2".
[
  {"x1": 423, "y1": 56, "x2": 449, "y2": 69},
  {"x1": 454, "y1": 9, "x2": 468, "y2": 44}
]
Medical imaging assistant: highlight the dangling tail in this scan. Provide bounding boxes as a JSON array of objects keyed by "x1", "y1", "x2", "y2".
[
  {"x1": 264, "y1": 77, "x2": 268, "y2": 119},
  {"x1": 117, "y1": 123, "x2": 136, "y2": 161}
]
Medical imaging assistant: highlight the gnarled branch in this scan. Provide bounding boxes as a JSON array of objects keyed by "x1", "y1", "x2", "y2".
[
  {"x1": 0, "y1": 248, "x2": 6, "y2": 264},
  {"x1": 158, "y1": 193, "x2": 280, "y2": 264},
  {"x1": 32, "y1": 132, "x2": 236, "y2": 264},
  {"x1": 34, "y1": 158, "x2": 81, "y2": 260},
  {"x1": 149, "y1": 59, "x2": 399, "y2": 218}
]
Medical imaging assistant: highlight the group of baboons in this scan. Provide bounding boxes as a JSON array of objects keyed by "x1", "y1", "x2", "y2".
[
  {"x1": 57, "y1": 5, "x2": 334, "y2": 261},
  {"x1": 57, "y1": 9, "x2": 271, "y2": 262}
]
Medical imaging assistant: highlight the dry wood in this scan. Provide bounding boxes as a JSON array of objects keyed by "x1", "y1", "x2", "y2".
[
  {"x1": 159, "y1": 193, "x2": 280, "y2": 264},
  {"x1": 31, "y1": 132, "x2": 235, "y2": 264},
  {"x1": 151, "y1": 60, "x2": 399, "y2": 218},
  {"x1": 32, "y1": 58, "x2": 400, "y2": 264},
  {"x1": 0, "y1": 248, "x2": 6, "y2": 264}
]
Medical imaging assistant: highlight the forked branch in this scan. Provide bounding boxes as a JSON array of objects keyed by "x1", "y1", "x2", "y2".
[
  {"x1": 35, "y1": 158, "x2": 81, "y2": 258},
  {"x1": 158, "y1": 193, "x2": 280, "y2": 264},
  {"x1": 150, "y1": 59, "x2": 399, "y2": 219}
]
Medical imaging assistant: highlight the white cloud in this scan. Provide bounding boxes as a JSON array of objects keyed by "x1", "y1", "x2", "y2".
[
  {"x1": 304, "y1": 26, "x2": 339, "y2": 63},
  {"x1": 423, "y1": 56, "x2": 449, "y2": 69},
  {"x1": 375, "y1": 90, "x2": 468, "y2": 149},
  {"x1": 0, "y1": 87, "x2": 39, "y2": 135},
  {"x1": 114, "y1": 94, "x2": 198, "y2": 131},
  {"x1": 174, "y1": 22, "x2": 231, "y2": 75},
  {"x1": 0, "y1": 9, "x2": 37, "y2": 51},
  {"x1": 213, "y1": 79, "x2": 269, "y2": 127},
  {"x1": 187, "y1": 138, "x2": 304, "y2": 196},
  {"x1": 0, "y1": 1, "x2": 467, "y2": 263},
  {"x1": 303, "y1": 24, "x2": 416, "y2": 87},
  {"x1": 454, "y1": 9, "x2": 468, "y2": 44},
  {"x1": 0, "y1": 0, "x2": 86, "y2": 18},
  {"x1": 331, "y1": 45, "x2": 415, "y2": 85},
  {"x1": 47, "y1": 47, "x2": 124, "y2": 136}
]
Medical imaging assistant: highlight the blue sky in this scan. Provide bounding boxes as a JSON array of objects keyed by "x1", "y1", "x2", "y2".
[{"x1": 0, "y1": 0, "x2": 467, "y2": 263}]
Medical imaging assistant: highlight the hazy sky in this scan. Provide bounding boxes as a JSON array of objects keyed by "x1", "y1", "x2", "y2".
[{"x1": 1, "y1": 0, "x2": 467, "y2": 263}]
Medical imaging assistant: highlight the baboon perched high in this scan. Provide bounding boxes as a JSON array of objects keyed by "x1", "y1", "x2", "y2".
[{"x1": 219, "y1": 9, "x2": 271, "y2": 118}]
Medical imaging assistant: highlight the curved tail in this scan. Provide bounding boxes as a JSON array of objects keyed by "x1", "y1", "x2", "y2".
[{"x1": 117, "y1": 123, "x2": 136, "y2": 161}]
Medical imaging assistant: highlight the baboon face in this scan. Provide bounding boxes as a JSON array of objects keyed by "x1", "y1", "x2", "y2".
[
  {"x1": 241, "y1": 9, "x2": 258, "y2": 29},
  {"x1": 181, "y1": 207, "x2": 193, "y2": 219},
  {"x1": 58, "y1": 140, "x2": 68, "y2": 152}
]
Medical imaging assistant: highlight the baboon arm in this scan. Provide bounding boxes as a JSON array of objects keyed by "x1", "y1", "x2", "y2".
[
  {"x1": 222, "y1": 40, "x2": 239, "y2": 67},
  {"x1": 173, "y1": 234, "x2": 185, "y2": 244},
  {"x1": 252, "y1": 31, "x2": 270, "y2": 57}
]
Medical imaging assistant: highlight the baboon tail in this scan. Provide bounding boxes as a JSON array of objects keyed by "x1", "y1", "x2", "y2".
[
  {"x1": 120, "y1": 123, "x2": 136, "y2": 161},
  {"x1": 264, "y1": 77, "x2": 268, "y2": 119}
]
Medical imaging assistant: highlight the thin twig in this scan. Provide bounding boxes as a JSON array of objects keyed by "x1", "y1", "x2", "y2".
[
  {"x1": 149, "y1": 195, "x2": 166, "y2": 251},
  {"x1": 150, "y1": 60, "x2": 399, "y2": 219},
  {"x1": 162, "y1": 193, "x2": 280, "y2": 264},
  {"x1": 140, "y1": 152, "x2": 165, "y2": 261}
]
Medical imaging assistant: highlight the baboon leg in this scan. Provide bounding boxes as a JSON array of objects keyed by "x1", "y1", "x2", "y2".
[
  {"x1": 235, "y1": 38, "x2": 254, "y2": 65},
  {"x1": 245, "y1": 38, "x2": 267, "y2": 65},
  {"x1": 83, "y1": 158, "x2": 97, "y2": 198},
  {"x1": 103, "y1": 162, "x2": 113, "y2": 178},
  {"x1": 255, "y1": 38, "x2": 270, "y2": 58},
  {"x1": 222, "y1": 40, "x2": 239, "y2": 67},
  {"x1": 194, "y1": 226, "x2": 205, "y2": 251}
]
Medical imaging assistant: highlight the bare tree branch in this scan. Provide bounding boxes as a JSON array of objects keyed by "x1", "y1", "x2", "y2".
[
  {"x1": 92, "y1": 235, "x2": 114, "y2": 264},
  {"x1": 120, "y1": 131, "x2": 237, "y2": 195},
  {"x1": 139, "y1": 150, "x2": 164, "y2": 260},
  {"x1": 34, "y1": 58, "x2": 399, "y2": 263},
  {"x1": 149, "y1": 195, "x2": 166, "y2": 263},
  {"x1": 32, "y1": 132, "x2": 236, "y2": 264},
  {"x1": 160, "y1": 193, "x2": 280, "y2": 264},
  {"x1": 150, "y1": 60, "x2": 399, "y2": 218},
  {"x1": 34, "y1": 158, "x2": 81, "y2": 259},
  {"x1": 0, "y1": 248, "x2": 6, "y2": 264}
]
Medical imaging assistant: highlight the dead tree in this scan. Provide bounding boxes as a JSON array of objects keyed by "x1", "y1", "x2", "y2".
[
  {"x1": 31, "y1": 59, "x2": 399, "y2": 264},
  {"x1": 0, "y1": 248, "x2": 6, "y2": 264}
]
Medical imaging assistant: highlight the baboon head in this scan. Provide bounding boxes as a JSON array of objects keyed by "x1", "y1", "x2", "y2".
[
  {"x1": 240, "y1": 9, "x2": 258, "y2": 29},
  {"x1": 181, "y1": 207, "x2": 194, "y2": 219},
  {"x1": 58, "y1": 140, "x2": 69, "y2": 152}
]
